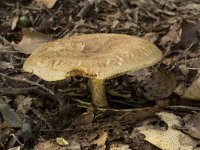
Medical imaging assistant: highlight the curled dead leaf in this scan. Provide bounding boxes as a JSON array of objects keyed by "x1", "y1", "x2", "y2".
[
  {"x1": 129, "y1": 68, "x2": 176, "y2": 100},
  {"x1": 179, "y1": 21, "x2": 200, "y2": 47},
  {"x1": 36, "y1": 0, "x2": 57, "y2": 9},
  {"x1": 11, "y1": 16, "x2": 19, "y2": 30},
  {"x1": 13, "y1": 28, "x2": 52, "y2": 54},
  {"x1": 183, "y1": 70, "x2": 200, "y2": 100},
  {"x1": 92, "y1": 131, "x2": 108, "y2": 147},
  {"x1": 183, "y1": 113, "x2": 200, "y2": 139},
  {"x1": 160, "y1": 23, "x2": 182, "y2": 47},
  {"x1": 56, "y1": 137, "x2": 69, "y2": 146},
  {"x1": 134, "y1": 112, "x2": 198, "y2": 150}
]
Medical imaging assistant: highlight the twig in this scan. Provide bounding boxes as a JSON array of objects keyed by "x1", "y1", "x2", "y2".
[
  {"x1": 2, "y1": 2, "x2": 40, "y2": 11},
  {"x1": 77, "y1": 0, "x2": 96, "y2": 18},
  {"x1": 0, "y1": 73, "x2": 55, "y2": 95},
  {"x1": 0, "y1": 87, "x2": 55, "y2": 100},
  {"x1": 167, "y1": 105, "x2": 200, "y2": 111},
  {"x1": 0, "y1": 35, "x2": 12, "y2": 45},
  {"x1": 0, "y1": 49, "x2": 19, "y2": 54},
  {"x1": 71, "y1": 98, "x2": 92, "y2": 106},
  {"x1": 77, "y1": 104, "x2": 160, "y2": 112},
  {"x1": 0, "y1": 87, "x2": 37, "y2": 96},
  {"x1": 120, "y1": 0, "x2": 130, "y2": 9}
]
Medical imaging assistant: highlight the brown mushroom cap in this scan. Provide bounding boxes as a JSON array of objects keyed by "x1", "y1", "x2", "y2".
[{"x1": 23, "y1": 34, "x2": 162, "y2": 81}]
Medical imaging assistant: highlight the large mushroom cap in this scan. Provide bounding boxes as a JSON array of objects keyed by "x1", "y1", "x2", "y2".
[{"x1": 23, "y1": 34, "x2": 162, "y2": 81}]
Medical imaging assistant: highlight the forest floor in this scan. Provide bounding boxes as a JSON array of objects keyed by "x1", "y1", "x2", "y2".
[{"x1": 0, "y1": 0, "x2": 200, "y2": 149}]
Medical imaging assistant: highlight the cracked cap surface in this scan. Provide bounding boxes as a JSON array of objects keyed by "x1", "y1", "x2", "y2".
[{"x1": 23, "y1": 33, "x2": 163, "y2": 81}]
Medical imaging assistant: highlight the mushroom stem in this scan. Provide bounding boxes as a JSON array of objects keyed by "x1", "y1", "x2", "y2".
[{"x1": 89, "y1": 78, "x2": 108, "y2": 107}]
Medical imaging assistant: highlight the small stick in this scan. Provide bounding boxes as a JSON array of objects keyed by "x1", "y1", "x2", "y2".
[
  {"x1": 0, "y1": 87, "x2": 37, "y2": 96},
  {"x1": 0, "y1": 35, "x2": 12, "y2": 45},
  {"x1": 2, "y1": 2, "x2": 40, "y2": 11},
  {"x1": 77, "y1": 104, "x2": 160, "y2": 112},
  {"x1": 120, "y1": 0, "x2": 130, "y2": 9},
  {"x1": 167, "y1": 105, "x2": 200, "y2": 111},
  {"x1": 0, "y1": 73, "x2": 55, "y2": 95},
  {"x1": 0, "y1": 87, "x2": 55, "y2": 100},
  {"x1": 71, "y1": 98, "x2": 92, "y2": 107},
  {"x1": 77, "y1": 0, "x2": 96, "y2": 18}
]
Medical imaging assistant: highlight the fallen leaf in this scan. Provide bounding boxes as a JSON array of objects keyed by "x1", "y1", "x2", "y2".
[
  {"x1": 183, "y1": 113, "x2": 200, "y2": 139},
  {"x1": 0, "y1": 61, "x2": 14, "y2": 70},
  {"x1": 183, "y1": 70, "x2": 200, "y2": 100},
  {"x1": 110, "y1": 143, "x2": 131, "y2": 150},
  {"x1": 174, "y1": 83, "x2": 185, "y2": 96},
  {"x1": 134, "y1": 112, "x2": 198, "y2": 150},
  {"x1": 144, "y1": 32, "x2": 159, "y2": 43},
  {"x1": 145, "y1": 69, "x2": 176, "y2": 100},
  {"x1": 129, "y1": 68, "x2": 176, "y2": 100},
  {"x1": 11, "y1": 16, "x2": 19, "y2": 30},
  {"x1": 108, "y1": 89, "x2": 131, "y2": 98},
  {"x1": 179, "y1": 4, "x2": 200, "y2": 11},
  {"x1": 56, "y1": 137, "x2": 69, "y2": 146},
  {"x1": 179, "y1": 21, "x2": 200, "y2": 47},
  {"x1": 15, "y1": 96, "x2": 32, "y2": 114},
  {"x1": 179, "y1": 64, "x2": 189, "y2": 76},
  {"x1": 0, "y1": 98, "x2": 22, "y2": 128},
  {"x1": 71, "y1": 107, "x2": 94, "y2": 126},
  {"x1": 8, "y1": 146, "x2": 21, "y2": 150},
  {"x1": 160, "y1": 23, "x2": 182, "y2": 47},
  {"x1": 92, "y1": 131, "x2": 108, "y2": 146},
  {"x1": 34, "y1": 141, "x2": 60, "y2": 150},
  {"x1": 13, "y1": 28, "x2": 52, "y2": 54},
  {"x1": 105, "y1": 0, "x2": 118, "y2": 6},
  {"x1": 36, "y1": 0, "x2": 57, "y2": 9}
]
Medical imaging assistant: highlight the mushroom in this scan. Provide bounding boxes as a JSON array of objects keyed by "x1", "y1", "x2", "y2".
[{"x1": 23, "y1": 34, "x2": 162, "y2": 107}]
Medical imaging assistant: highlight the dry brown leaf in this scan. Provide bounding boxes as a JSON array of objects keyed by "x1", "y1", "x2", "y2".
[
  {"x1": 179, "y1": 21, "x2": 200, "y2": 47},
  {"x1": 11, "y1": 16, "x2": 19, "y2": 30},
  {"x1": 179, "y1": 4, "x2": 200, "y2": 11},
  {"x1": 8, "y1": 146, "x2": 21, "y2": 150},
  {"x1": 0, "y1": 61, "x2": 14, "y2": 70},
  {"x1": 183, "y1": 70, "x2": 200, "y2": 100},
  {"x1": 108, "y1": 89, "x2": 131, "y2": 98},
  {"x1": 144, "y1": 32, "x2": 159, "y2": 43},
  {"x1": 0, "y1": 99, "x2": 22, "y2": 128},
  {"x1": 13, "y1": 28, "x2": 52, "y2": 54},
  {"x1": 110, "y1": 143, "x2": 131, "y2": 150},
  {"x1": 71, "y1": 107, "x2": 94, "y2": 126},
  {"x1": 105, "y1": 0, "x2": 118, "y2": 6},
  {"x1": 135, "y1": 112, "x2": 198, "y2": 150},
  {"x1": 183, "y1": 113, "x2": 200, "y2": 139},
  {"x1": 34, "y1": 141, "x2": 60, "y2": 150},
  {"x1": 174, "y1": 83, "x2": 185, "y2": 96},
  {"x1": 143, "y1": 69, "x2": 176, "y2": 100},
  {"x1": 130, "y1": 68, "x2": 176, "y2": 100},
  {"x1": 179, "y1": 64, "x2": 189, "y2": 76},
  {"x1": 92, "y1": 131, "x2": 108, "y2": 146},
  {"x1": 36, "y1": 0, "x2": 57, "y2": 9},
  {"x1": 160, "y1": 23, "x2": 182, "y2": 47},
  {"x1": 15, "y1": 96, "x2": 32, "y2": 114}
]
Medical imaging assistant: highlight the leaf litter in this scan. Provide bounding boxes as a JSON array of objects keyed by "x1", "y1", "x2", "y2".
[
  {"x1": 0, "y1": 0, "x2": 200, "y2": 149},
  {"x1": 134, "y1": 112, "x2": 198, "y2": 150}
]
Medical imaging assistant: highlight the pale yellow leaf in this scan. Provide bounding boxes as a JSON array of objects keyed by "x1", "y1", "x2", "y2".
[
  {"x1": 36, "y1": 0, "x2": 57, "y2": 9},
  {"x1": 134, "y1": 112, "x2": 198, "y2": 150},
  {"x1": 92, "y1": 131, "x2": 108, "y2": 146},
  {"x1": 13, "y1": 28, "x2": 52, "y2": 54},
  {"x1": 56, "y1": 137, "x2": 69, "y2": 146}
]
